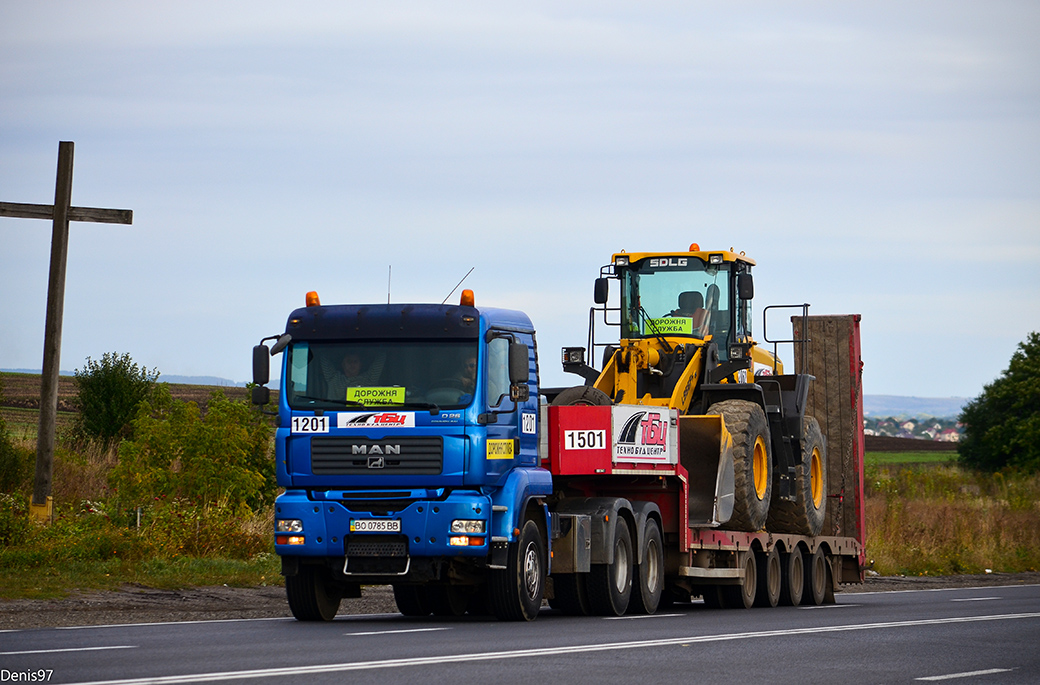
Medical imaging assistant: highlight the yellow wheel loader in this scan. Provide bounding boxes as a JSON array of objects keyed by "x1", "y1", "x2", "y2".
[{"x1": 556, "y1": 244, "x2": 826, "y2": 535}]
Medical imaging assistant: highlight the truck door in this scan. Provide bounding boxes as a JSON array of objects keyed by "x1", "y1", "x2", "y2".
[{"x1": 481, "y1": 331, "x2": 537, "y2": 482}]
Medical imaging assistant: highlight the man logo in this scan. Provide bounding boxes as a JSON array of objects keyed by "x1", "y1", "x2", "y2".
[{"x1": 367, "y1": 456, "x2": 385, "y2": 469}]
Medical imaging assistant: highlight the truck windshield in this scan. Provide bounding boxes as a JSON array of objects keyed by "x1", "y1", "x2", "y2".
[
  {"x1": 621, "y1": 257, "x2": 730, "y2": 344},
  {"x1": 285, "y1": 340, "x2": 478, "y2": 410}
]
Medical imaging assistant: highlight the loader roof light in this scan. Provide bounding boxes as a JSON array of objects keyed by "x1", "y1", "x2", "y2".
[
  {"x1": 615, "y1": 255, "x2": 629, "y2": 266},
  {"x1": 709, "y1": 253, "x2": 724, "y2": 264},
  {"x1": 689, "y1": 243, "x2": 700, "y2": 252},
  {"x1": 460, "y1": 289, "x2": 475, "y2": 307},
  {"x1": 305, "y1": 291, "x2": 321, "y2": 307}
]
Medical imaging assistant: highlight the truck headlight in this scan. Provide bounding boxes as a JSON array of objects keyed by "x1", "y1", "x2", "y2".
[
  {"x1": 450, "y1": 519, "x2": 486, "y2": 534},
  {"x1": 276, "y1": 519, "x2": 304, "y2": 533}
]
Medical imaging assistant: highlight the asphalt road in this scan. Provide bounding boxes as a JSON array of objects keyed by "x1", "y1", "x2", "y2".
[{"x1": 2, "y1": 583, "x2": 1038, "y2": 685}]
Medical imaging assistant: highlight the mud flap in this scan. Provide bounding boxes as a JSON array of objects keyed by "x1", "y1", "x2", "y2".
[{"x1": 680, "y1": 415, "x2": 735, "y2": 526}]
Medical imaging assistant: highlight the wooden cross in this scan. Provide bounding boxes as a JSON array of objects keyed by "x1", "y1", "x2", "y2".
[{"x1": 0, "y1": 141, "x2": 133, "y2": 522}]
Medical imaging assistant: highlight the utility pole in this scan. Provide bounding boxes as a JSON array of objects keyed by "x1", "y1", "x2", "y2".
[{"x1": 0, "y1": 141, "x2": 133, "y2": 522}]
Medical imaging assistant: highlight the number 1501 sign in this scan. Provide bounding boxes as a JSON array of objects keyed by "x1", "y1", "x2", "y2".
[{"x1": 564, "y1": 429, "x2": 606, "y2": 450}]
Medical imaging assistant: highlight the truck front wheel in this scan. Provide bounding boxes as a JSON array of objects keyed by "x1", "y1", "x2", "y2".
[
  {"x1": 490, "y1": 519, "x2": 545, "y2": 621},
  {"x1": 587, "y1": 520, "x2": 633, "y2": 616},
  {"x1": 286, "y1": 565, "x2": 342, "y2": 621}
]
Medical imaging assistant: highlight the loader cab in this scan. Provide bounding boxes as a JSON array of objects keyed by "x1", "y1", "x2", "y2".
[{"x1": 613, "y1": 248, "x2": 755, "y2": 362}]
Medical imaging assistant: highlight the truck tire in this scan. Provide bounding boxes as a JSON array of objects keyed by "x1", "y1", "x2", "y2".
[
  {"x1": 286, "y1": 565, "x2": 342, "y2": 621},
  {"x1": 778, "y1": 547, "x2": 805, "y2": 606},
  {"x1": 706, "y1": 400, "x2": 772, "y2": 531},
  {"x1": 767, "y1": 416, "x2": 827, "y2": 536},
  {"x1": 587, "y1": 519, "x2": 633, "y2": 616},
  {"x1": 392, "y1": 584, "x2": 432, "y2": 617},
  {"x1": 754, "y1": 546, "x2": 781, "y2": 608},
  {"x1": 804, "y1": 546, "x2": 829, "y2": 606},
  {"x1": 490, "y1": 519, "x2": 545, "y2": 621},
  {"x1": 629, "y1": 519, "x2": 664, "y2": 614},
  {"x1": 550, "y1": 573, "x2": 591, "y2": 615},
  {"x1": 721, "y1": 551, "x2": 758, "y2": 609},
  {"x1": 701, "y1": 585, "x2": 725, "y2": 609},
  {"x1": 427, "y1": 584, "x2": 470, "y2": 617},
  {"x1": 551, "y1": 386, "x2": 612, "y2": 406}
]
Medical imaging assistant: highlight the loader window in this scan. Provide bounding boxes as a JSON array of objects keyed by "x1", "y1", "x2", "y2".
[{"x1": 620, "y1": 258, "x2": 731, "y2": 352}]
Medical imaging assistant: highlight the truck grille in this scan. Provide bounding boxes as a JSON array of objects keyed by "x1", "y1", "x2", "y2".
[{"x1": 311, "y1": 436, "x2": 443, "y2": 475}]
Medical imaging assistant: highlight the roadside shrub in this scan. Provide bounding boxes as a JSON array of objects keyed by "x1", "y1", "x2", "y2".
[
  {"x1": 959, "y1": 332, "x2": 1040, "y2": 473},
  {"x1": 0, "y1": 492, "x2": 30, "y2": 546},
  {"x1": 74, "y1": 352, "x2": 159, "y2": 443},
  {"x1": 110, "y1": 387, "x2": 274, "y2": 512},
  {"x1": 0, "y1": 377, "x2": 34, "y2": 492}
]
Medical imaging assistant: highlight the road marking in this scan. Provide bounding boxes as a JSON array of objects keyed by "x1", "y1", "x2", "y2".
[
  {"x1": 605, "y1": 613, "x2": 683, "y2": 620},
  {"x1": 950, "y1": 597, "x2": 999, "y2": 602},
  {"x1": 798, "y1": 604, "x2": 856, "y2": 610},
  {"x1": 1, "y1": 645, "x2": 136, "y2": 656},
  {"x1": 852, "y1": 583, "x2": 1038, "y2": 596},
  {"x1": 345, "y1": 627, "x2": 451, "y2": 636},
  {"x1": 915, "y1": 668, "x2": 1013, "y2": 681},
  {"x1": 57, "y1": 617, "x2": 293, "y2": 631},
  {"x1": 62, "y1": 612, "x2": 1040, "y2": 685}
]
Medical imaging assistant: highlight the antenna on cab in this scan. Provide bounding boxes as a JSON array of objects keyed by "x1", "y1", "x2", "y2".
[{"x1": 442, "y1": 267, "x2": 475, "y2": 305}]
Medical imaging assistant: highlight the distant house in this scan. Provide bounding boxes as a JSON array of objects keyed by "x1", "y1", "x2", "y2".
[{"x1": 938, "y1": 429, "x2": 961, "y2": 443}]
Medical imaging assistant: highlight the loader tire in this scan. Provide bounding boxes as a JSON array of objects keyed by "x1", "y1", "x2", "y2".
[
  {"x1": 767, "y1": 417, "x2": 827, "y2": 536},
  {"x1": 706, "y1": 400, "x2": 772, "y2": 532},
  {"x1": 551, "y1": 386, "x2": 612, "y2": 406}
]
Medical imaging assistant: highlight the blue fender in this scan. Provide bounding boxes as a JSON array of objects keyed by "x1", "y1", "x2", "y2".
[{"x1": 488, "y1": 466, "x2": 553, "y2": 542}]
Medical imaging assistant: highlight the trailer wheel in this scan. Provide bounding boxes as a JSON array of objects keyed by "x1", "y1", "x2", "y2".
[
  {"x1": 550, "y1": 573, "x2": 591, "y2": 615},
  {"x1": 587, "y1": 519, "x2": 633, "y2": 616},
  {"x1": 768, "y1": 416, "x2": 827, "y2": 536},
  {"x1": 392, "y1": 584, "x2": 432, "y2": 617},
  {"x1": 706, "y1": 400, "x2": 772, "y2": 531},
  {"x1": 630, "y1": 519, "x2": 664, "y2": 614},
  {"x1": 427, "y1": 583, "x2": 471, "y2": 617},
  {"x1": 778, "y1": 547, "x2": 805, "y2": 606},
  {"x1": 804, "y1": 546, "x2": 829, "y2": 606},
  {"x1": 721, "y1": 551, "x2": 758, "y2": 609},
  {"x1": 551, "y1": 386, "x2": 612, "y2": 406},
  {"x1": 754, "y1": 546, "x2": 782, "y2": 608},
  {"x1": 701, "y1": 585, "x2": 725, "y2": 609},
  {"x1": 490, "y1": 519, "x2": 545, "y2": 621},
  {"x1": 286, "y1": 565, "x2": 342, "y2": 621}
]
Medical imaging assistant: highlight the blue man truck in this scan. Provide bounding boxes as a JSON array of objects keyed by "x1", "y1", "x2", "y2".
[{"x1": 252, "y1": 246, "x2": 866, "y2": 621}]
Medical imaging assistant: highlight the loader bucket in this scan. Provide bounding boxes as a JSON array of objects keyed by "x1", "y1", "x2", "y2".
[{"x1": 680, "y1": 414, "x2": 735, "y2": 527}]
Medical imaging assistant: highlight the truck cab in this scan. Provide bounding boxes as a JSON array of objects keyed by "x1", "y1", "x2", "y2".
[{"x1": 254, "y1": 290, "x2": 551, "y2": 621}]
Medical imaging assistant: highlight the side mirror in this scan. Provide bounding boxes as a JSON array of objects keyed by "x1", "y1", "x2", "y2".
[
  {"x1": 593, "y1": 278, "x2": 609, "y2": 305},
  {"x1": 252, "y1": 344, "x2": 270, "y2": 386},
  {"x1": 271, "y1": 333, "x2": 292, "y2": 356},
  {"x1": 251, "y1": 385, "x2": 270, "y2": 406},
  {"x1": 509, "y1": 342, "x2": 529, "y2": 384},
  {"x1": 737, "y1": 273, "x2": 754, "y2": 300}
]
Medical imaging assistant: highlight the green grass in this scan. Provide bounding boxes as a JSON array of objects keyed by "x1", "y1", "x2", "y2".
[
  {"x1": 865, "y1": 451, "x2": 958, "y2": 466},
  {"x1": 0, "y1": 555, "x2": 282, "y2": 600}
]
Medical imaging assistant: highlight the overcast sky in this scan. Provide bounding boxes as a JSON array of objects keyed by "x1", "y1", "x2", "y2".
[{"x1": 2, "y1": 1, "x2": 1038, "y2": 398}]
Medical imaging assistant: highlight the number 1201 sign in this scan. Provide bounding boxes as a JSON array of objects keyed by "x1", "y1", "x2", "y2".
[{"x1": 564, "y1": 429, "x2": 606, "y2": 450}]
